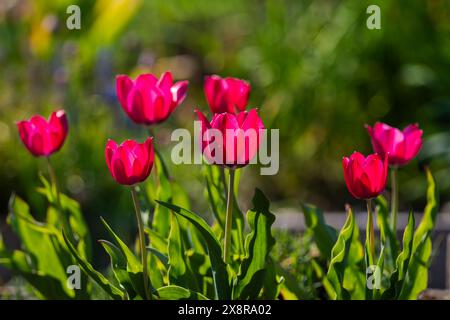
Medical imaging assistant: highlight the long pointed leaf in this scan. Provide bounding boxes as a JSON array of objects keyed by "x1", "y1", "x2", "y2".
[{"x1": 156, "y1": 200, "x2": 230, "y2": 300}]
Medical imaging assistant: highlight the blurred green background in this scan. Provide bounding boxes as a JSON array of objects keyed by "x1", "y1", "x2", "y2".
[{"x1": 0, "y1": 0, "x2": 449, "y2": 254}]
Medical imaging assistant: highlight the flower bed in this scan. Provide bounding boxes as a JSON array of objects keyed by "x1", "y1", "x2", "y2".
[{"x1": 0, "y1": 71, "x2": 440, "y2": 300}]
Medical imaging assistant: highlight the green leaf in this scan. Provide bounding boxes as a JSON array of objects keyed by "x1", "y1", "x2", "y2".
[
  {"x1": 60, "y1": 193, "x2": 92, "y2": 259},
  {"x1": 100, "y1": 217, "x2": 148, "y2": 298},
  {"x1": 167, "y1": 213, "x2": 198, "y2": 291},
  {"x1": 148, "y1": 251, "x2": 166, "y2": 290},
  {"x1": 155, "y1": 200, "x2": 230, "y2": 300},
  {"x1": 375, "y1": 196, "x2": 399, "y2": 269},
  {"x1": 412, "y1": 168, "x2": 439, "y2": 251},
  {"x1": 398, "y1": 168, "x2": 438, "y2": 299},
  {"x1": 144, "y1": 227, "x2": 168, "y2": 255},
  {"x1": 382, "y1": 210, "x2": 415, "y2": 299},
  {"x1": 185, "y1": 250, "x2": 214, "y2": 297},
  {"x1": 148, "y1": 247, "x2": 169, "y2": 270},
  {"x1": 397, "y1": 211, "x2": 415, "y2": 281},
  {"x1": 62, "y1": 231, "x2": 124, "y2": 300},
  {"x1": 204, "y1": 165, "x2": 226, "y2": 229},
  {"x1": 7, "y1": 194, "x2": 74, "y2": 298},
  {"x1": 260, "y1": 257, "x2": 282, "y2": 299},
  {"x1": 100, "y1": 217, "x2": 141, "y2": 273},
  {"x1": 398, "y1": 237, "x2": 432, "y2": 300},
  {"x1": 372, "y1": 245, "x2": 385, "y2": 300},
  {"x1": 156, "y1": 285, "x2": 208, "y2": 300},
  {"x1": 152, "y1": 153, "x2": 173, "y2": 238},
  {"x1": 0, "y1": 247, "x2": 72, "y2": 299},
  {"x1": 99, "y1": 240, "x2": 135, "y2": 298},
  {"x1": 38, "y1": 175, "x2": 92, "y2": 259},
  {"x1": 233, "y1": 188, "x2": 276, "y2": 299},
  {"x1": 342, "y1": 210, "x2": 365, "y2": 299},
  {"x1": 301, "y1": 203, "x2": 337, "y2": 261},
  {"x1": 326, "y1": 207, "x2": 355, "y2": 300}
]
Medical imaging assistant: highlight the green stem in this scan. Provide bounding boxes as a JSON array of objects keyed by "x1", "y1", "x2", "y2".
[
  {"x1": 220, "y1": 167, "x2": 228, "y2": 200},
  {"x1": 131, "y1": 186, "x2": 152, "y2": 300},
  {"x1": 148, "y1": 128, "x2": 160, "y2": 187},
  {"x1": 366, "y1": 199, "x2": 375, "y2": 263},
  {"x1": 223, "y1": 169, "x2": 235, "y2": 264},
  {"x1": 391, "y1": 167, "x2": 398, "y2": 233},
  {"x1": 46, "y1": 157, "x2": 75, "y2": 243}
]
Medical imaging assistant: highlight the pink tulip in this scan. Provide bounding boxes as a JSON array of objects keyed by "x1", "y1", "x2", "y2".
[
  {"x1": 195, "y1": 109, "x2": 264, "y2": 168},
  {"x1": 16, "y1": 110, "x2": 68, "y2": 157},
  {"x1": 342, "y1": 152, "x2": 388, "y2": 199},
  {"x1": 204, "y1": 75, "x2": 250, "y2": 114},
  {"x1": 366, "y1": 122, "x2": 423, "y2": 166},
  {"x1": 105, "y1": 138, "x2": 154, "y2": 185},
  {"x1": 116, "y1": 71, "x2": 188, "y2": 125}
]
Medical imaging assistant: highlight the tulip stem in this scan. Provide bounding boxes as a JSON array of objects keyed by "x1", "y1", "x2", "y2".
[
  {"x1": 46, "y1": 157, "x2": 75, "y2": 244},
  {"x1": 131, "y1": 186, "x2": 152, "y2": 300},
  {"x1": 366, "y1": 199, "x2": 375, "y2": 262},
  {"x1": 223, "y1": 168, "x2": 235, "y2": 264},
  {"x1": 220, "y1": 167, "x2": 228, "y2": 199},
  {"x1": 391, "y1": 167, "x2": 398, "y2": 233},
  {"x1": 148, "y1": 128, "x2": 160, "y2": 186}
]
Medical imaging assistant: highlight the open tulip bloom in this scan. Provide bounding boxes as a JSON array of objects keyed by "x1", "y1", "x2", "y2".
[
  {"x1": 195, "y1": 108, "x2": 264, "y2": 263},
  {"x1": 366, "y1": 122, "x2": 423, "y2": 231},
  {"x1": 116, "y1": 71, "x2": 188, "y2": 125},
  {"x1": 366, "y1": 122, "x2": 423, "y2": 167},
  {"x1": 195, "y1": 108, "x2": 264, "y2": 168},
  {"x1": 204, "y1": 75, "x2": 251, "y2": 114}
]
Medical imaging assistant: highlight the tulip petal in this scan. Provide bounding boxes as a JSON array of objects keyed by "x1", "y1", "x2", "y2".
[
  {"x1": 171, "y1": 80, "x2": 188, "y2": 110},
  {"x1": 127, "y1": 88, "x2": 148, "y2": 124},
  {"x1": 157, "y1": 71, "x2": 173, "y2": 92},
  {"x1": 136, "y1": 74, "x2": 158, "y2": 88},
  {"x1": 403, "y1": 124, "x2": 423, "y2": 162},
  {"x1": 116, "y1": 75, "x2": 134, "y2": 109},
  {"x1": 112, "y1": 158, "x2": 128, "y2": 185},
  {"x1": 228, "y1": 77, "x2": 250, "y2": 112}
]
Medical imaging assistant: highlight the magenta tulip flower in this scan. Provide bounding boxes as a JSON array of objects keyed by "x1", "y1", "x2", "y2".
[
  {"x1": 204, "y1": 75, "x2": 250, "y2": 114},
  {"x1": 195, "y1": 109, "x2": 264, "y2": 168},
  {"x1": 105, "y1": 137, "x2": 155, "y2": 299},
  {"x1": 116, "y1": 71, "x2": 188, "y2": 125},
  {"x1": 342, "y1": 152, "x2": 388, "y2": 200},
  {"x1": 16, "y1": 110, "x2": 68, "y2": 157},
  {"x1": 105, "y1": 138, "x2": 154, "y2": 185},
  {"x1": 366, "y1": 122, "x2": 423, "y2": 167}
]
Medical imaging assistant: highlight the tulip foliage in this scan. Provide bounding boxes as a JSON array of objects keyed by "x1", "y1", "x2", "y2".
[
  {"x1": 299, "y1": 169, "x2": 437, "y2": 300},
  {"x1": 296, "y1": 120, "x2": 438, "y2": 300},
  {"x1": 0, "y1": 176, "x2": 93, "y2": 299},
  {"x1": 63, "y1": 156, "x2": 279, "y2": 300}
]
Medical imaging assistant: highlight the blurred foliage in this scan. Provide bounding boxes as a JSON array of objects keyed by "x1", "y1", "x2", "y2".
[
  {"x1": 0, "y1": 0, "x2": 450, "y2": 272},
  {"x1": 271, "y1": 230, "x2": 322, "y2": 299}
]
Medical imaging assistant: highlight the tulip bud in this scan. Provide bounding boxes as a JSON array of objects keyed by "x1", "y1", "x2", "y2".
[
  {"x1": 105, "y1": 137, "x2": 154, "y2": 185},
  {"x1": 342, "y1": 152, "x2": 388, "y2": 199},
  {"x1": 16, "y1": 110, "x2": 68, "y2": 157},
  {"x1": 204, "y1": 75, "x2": 250, "y2": 114}
]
